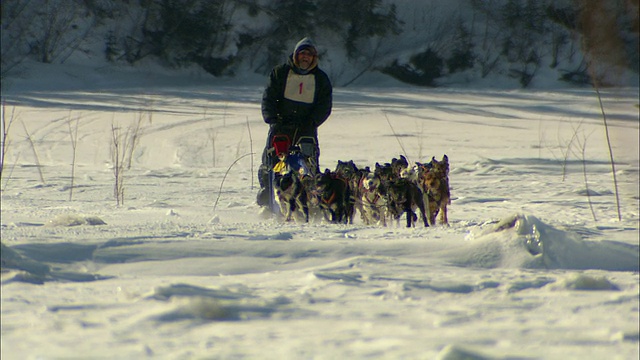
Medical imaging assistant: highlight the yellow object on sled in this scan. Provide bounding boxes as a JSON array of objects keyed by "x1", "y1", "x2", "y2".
[{"x1": 273, "y1": 161, "x2": 287, "y2": 174}]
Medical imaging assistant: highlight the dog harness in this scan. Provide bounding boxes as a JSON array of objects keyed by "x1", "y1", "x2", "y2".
[
  {"x1": 360, "y1": 177, "x2": 382, "y2": 205},
  {"x1": 320, "y1": 175, "x2": 348, "y2": 205},
  {"x1": 321, "y1": 191, "x2": 336, "y2": 205}
]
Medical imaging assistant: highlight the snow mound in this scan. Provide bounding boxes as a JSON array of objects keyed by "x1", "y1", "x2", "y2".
[
  {"x1": 0, "y1": 242, "x2": 110, "y2": 284},
  {"x1": 450, "y1": 214, "x2": 639, "y2": 271},
  {"x1": 563, "y1": 274, "x2": 620, "y2": 291},
  {"x1": 436, "y1": 344, "x2": 494, "y2": 360},
  {"x1": 46, "y1": 214, "x2": 107, "y2": 227},
  {"x1": 146, "y1": 283, "x2": 292, "y2": 322}
]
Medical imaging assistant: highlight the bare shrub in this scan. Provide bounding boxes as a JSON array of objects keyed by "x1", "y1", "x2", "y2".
[{"x1": 110, "y1": 112, "x2": 148, "y2": 206}]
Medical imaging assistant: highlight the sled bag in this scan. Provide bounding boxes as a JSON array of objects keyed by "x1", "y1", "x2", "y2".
[
  {"x1": 297, "y1": 136, "x2": 316, "y2": 158},
  {"x1": 272, "y1": 135, "x2": 291, "y2": 157}
]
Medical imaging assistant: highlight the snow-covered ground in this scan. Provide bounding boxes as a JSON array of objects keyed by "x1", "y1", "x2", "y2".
[{"x1": 1, "y1": 62, "x2": 639, "y2": 359}]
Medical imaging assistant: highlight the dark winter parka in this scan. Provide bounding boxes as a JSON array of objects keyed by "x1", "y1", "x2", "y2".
[{"x1": 261, "y1": 38, "x2": 333, "y2": 148}]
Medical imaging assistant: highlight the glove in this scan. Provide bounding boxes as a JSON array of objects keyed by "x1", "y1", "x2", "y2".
[
  {"x1": 278, "y1": 116, "x2": 293, "y2": 125},
  {"x1": 265, "y1": 116, "x2": 278, "y2": 124},
  {"x1": 266, "y1": 115, "x2": 289, "y2": 125}
]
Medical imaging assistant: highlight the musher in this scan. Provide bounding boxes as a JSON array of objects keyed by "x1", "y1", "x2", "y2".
[{"x1": 257, "y1": 37, "x2": 333, "y2": 206}]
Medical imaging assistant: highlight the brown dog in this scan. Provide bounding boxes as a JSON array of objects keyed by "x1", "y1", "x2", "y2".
[{"x1": 422, "y1": 155, "x2": 450, "y2": 226}]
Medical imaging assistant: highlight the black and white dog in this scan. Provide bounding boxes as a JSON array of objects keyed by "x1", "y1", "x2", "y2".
[
  {"x1": 359, "y1": 171, "x2": 388, "y2": 226},
  {"x1": 274, "y1": 170, "x2": 309, "y2": 222}
]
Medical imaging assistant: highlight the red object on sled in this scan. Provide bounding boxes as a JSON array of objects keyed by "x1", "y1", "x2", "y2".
[{"x1": 272, "y1": 135, "x2": 291, "y2": 157}]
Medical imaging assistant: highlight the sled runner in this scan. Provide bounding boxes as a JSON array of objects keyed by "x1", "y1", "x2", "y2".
[{"x1": 267, "y1": 135, "x2": 292, "y2": 214}]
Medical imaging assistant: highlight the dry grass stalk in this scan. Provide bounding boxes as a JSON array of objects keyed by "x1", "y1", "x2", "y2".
[
  {"x1": 578, "y1": 1, "x2": 625, "y2": 220},
  {"x1": 110, "y1": 113, "x2": 147, "y2": 206},
  {"x1": 21, "y1": 120, "x2": 45, "y2": 184},
  {"x1": 246, "y1": 117, "x2": 254, "y2": 189},
  {"x1": 1, "y1": 100, "x2": 17, "y2": 183},
  {"x1": 213, "y1": 152, "x2": 254, "y2": 213},
  {"x1": 67, "y1": 112, "x2": 80, "y2": 201}
]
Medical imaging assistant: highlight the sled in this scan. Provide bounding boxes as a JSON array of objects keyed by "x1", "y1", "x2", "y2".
[
  {"x1": 296, "y1": 136, "x2": 318, "y2": 175},
  {"x1": 266, "y1": 135, "x2": 318, "y2": 215}
]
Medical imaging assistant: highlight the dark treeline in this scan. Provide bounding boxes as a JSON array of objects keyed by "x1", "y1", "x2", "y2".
[{"x1": 2, "y1": 0, "x2": 637, "y2": 87}]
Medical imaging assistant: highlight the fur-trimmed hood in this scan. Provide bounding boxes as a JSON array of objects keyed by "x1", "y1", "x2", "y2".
[{"x1": 291, "y1": 37, "x2": 318, "y2": 74}]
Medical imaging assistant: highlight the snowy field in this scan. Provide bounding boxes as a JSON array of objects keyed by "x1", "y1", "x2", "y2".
[{"x1": 1, "y1": 65, "x2": 639, "y2": 359}]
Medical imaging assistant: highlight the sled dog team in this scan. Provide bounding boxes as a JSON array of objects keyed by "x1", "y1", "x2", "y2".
[{"x1": 272, "y1": 153, "x2": 450, "y2": 227}]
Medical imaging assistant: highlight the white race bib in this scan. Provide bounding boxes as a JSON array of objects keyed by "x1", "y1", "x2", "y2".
[{"x1": 284, "y1": 70, "x2": 315, "y2": 104}]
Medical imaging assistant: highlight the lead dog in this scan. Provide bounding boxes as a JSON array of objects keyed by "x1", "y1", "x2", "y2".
[
  {"x1": 391, "y1": 155, "x2": 409, "y2": 178},
  {"x1": 422, "y1": 155, "x2": 450, "y2": 226},
  {"x1": 359, "y1": 171, "x2": 388, "y2": 226},
  {"x1": 386, "y1": 178, "x2": 429, "y2": 228}
]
